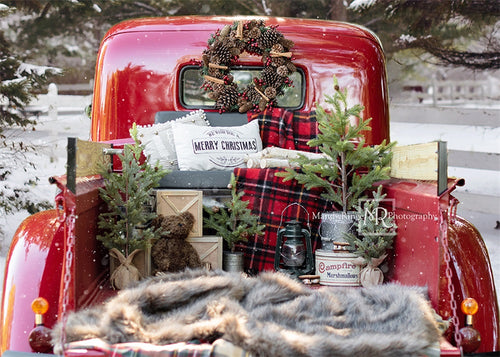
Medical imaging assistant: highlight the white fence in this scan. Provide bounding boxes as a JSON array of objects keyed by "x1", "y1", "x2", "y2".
[
  {"x1": 398, "y1": 78, "x2": 500, "y2": 105},
  {"x1": 25, "y1": 83, "x2": 92, "y2": 119},
  {"x1": 390, "y1": 104, "x2": 499, "y2": 214}
]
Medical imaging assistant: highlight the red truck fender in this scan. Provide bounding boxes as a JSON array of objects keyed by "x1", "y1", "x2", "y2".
[
  {"x1": 1, "y1": 210, "x2": 64, "y2": 353},
  {"x1": 448, "y1": 215, "x2": 500, "y2": 353}
]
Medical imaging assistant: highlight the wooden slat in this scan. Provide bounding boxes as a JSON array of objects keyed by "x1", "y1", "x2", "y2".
[
  {"x1": 390, "y1": 142, "x2": 440, "y2": 181},
  {"x1": 75, "y1": 139, "x2": 111, "y2": 177},
  {"x1": 67, "y1": 138, "x2": 111, "y2": 192},
  {"x1": 390, "y1": 141, "x2": 448, "y2": 196}
]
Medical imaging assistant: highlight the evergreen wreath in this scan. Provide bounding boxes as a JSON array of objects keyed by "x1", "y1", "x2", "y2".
[{"x1": 200, "y1": 19, "x2": 297, "y2": 113}]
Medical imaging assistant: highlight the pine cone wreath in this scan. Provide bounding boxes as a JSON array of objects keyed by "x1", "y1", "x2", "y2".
[{"x1": 200, "y1": 20, "x2": 296, "y2": 113}]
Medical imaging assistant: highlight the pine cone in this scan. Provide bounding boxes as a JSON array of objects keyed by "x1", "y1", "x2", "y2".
[
  {"x1": 277, "y1": 65, "x2": 289, "y2": 77},
  {"x1": 264, "y1": 86, "x2": 277, "y2": 99},
  {"x1": 279, "y1": 38, "x2": 295, "y2": 50},
  {"x1": 245, "y1": 86, "x2": 261, "y2": 103},
  {"x1": 212, "y1": 83, "x2": 225, "y2": 92},
  {"x1": 212, "y1": 41, "x2": 232, "y2": 65},
  {"x1": 286, "y1": 61, "x2": 297, "y2": 73},
  {"x1": 261, "y1": 67, "x2": 283, "y2": 88},
  {"x1": 261, "y1": 66, "x2": 279, "y2": 86},
  {"x1": 239, "y1": 101, "x2": 254, "y2": 113},
  {"x1": 259, "y1": 28, "x2": 283, "y2": 49},
  {"x1": 208, "y1": 91, "x2": 220, "y2": 101},
  {"x1": 245, "y1": 40, "x2": 263, "y2": 55},
  {"x1": 216, "y1": 86, "x2": 239, "y2": 111},
  {"x1": 271, "y1": 43, "x2": 284, "y2": 53},
  {"x1": 248, "y1": 27, "x2": 261, "y2": 39},
  {"x1": 208, "y1": 68, "x2": 223, "y2": 78},
  {"x1": 271, "y1": 57, "x2": 285, "y2": 67}
]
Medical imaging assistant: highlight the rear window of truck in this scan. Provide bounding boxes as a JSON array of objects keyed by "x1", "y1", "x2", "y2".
[{"x1": 180, "y1": 66, "x2": 305, "y2": 110}]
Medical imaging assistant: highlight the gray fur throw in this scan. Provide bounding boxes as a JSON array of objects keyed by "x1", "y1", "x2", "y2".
[{"x1": 52, "y1": 269, "x2": 441, "y2": 356}]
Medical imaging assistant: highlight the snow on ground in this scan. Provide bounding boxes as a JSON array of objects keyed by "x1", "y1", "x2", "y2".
[{"x1": 1, "y1": 105, "x2": 498, "y2": 304}]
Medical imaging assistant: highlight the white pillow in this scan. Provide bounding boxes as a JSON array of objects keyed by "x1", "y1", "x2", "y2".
[
  {"x1": 136, "y1": 110, "x2": 209, "y2": 170},
  {"x1": 172, "y1": 120, "x2": 263, "y2": 171}
]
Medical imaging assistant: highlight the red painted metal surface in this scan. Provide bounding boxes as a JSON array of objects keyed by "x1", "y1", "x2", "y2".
[
  {"x1": 91, "y1": 16, "x2": 390, "y2": 146},
  {"x1": 382, "y1": 178, "x2": 499, "y2": 352},
  {"x1": 0, "y1": 210, "x2": 63, "y2": 353},
  {"x1": 448, "y1": 216, "x2": 500, "y2": 352}
]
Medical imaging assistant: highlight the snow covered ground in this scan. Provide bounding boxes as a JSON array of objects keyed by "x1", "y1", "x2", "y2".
[{"x1": 1, "y1": 104, "x2": 498, "y2": 305}]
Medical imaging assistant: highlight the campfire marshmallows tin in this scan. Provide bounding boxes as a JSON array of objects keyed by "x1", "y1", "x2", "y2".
[{"x1": 315, "y1": 249, "x2": 361, "y2": 286}]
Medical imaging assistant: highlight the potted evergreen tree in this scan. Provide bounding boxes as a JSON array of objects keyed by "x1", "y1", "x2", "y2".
[
  {"x1": 278, "y1": 77, "x2": 395, "y2": 250},
  {"x1": 97, "y1": 124, "x2": 168, "y2": 289},
  {"x1": 344, "y1": 185, "x2": 397, "y2": 286},
  {"x1": 203, "y1": 173, "x2": 265, "y2": 272}
]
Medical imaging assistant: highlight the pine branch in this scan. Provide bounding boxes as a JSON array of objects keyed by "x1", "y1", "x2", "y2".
[
  {"x1": 203, "y1": 173, "x2": 264, "y2": 252},
  {"x1": 277, "y1": 76, "x2": 394, "y2": 212}
]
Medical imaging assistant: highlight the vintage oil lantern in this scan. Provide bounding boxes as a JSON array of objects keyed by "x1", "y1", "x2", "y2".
[{"x1": 274, "y1": 220, "x2": 314, "y2": 278}]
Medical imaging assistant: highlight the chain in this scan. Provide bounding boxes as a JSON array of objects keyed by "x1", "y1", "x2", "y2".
[
  {"x1": 440, "y1": 200, "x2": 463, "y2": 352},
  {"x1": 58, "y1": 195, "x2": 76, "y2": 354}
]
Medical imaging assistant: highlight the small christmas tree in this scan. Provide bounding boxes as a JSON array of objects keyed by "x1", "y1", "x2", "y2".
[
  {"x1": 97, "y1": 124, "x2": 169, "y2": 257},
  {"x1": 278, "y1": 76, "x2": 395, "y2": 212},
  {"x1": 343, "y1": 185, "x2": 397, "y2": 286},
  {"x1": 343, "y1": 185, "x2": 397, "y2": 262},
  {"x1": 203, "y1": 173, "x2": 265, "y2": 253}
]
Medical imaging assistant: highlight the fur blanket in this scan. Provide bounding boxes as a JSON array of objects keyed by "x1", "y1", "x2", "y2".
[{"x1": 52, "y1": 269, "x2": 441, "y2": 357}]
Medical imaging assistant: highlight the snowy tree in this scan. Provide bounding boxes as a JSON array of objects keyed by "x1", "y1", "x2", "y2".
[
  {"x1": 5, "y1": 0, "x2": 348, "y2": 80},
  {"x1": 349, "y1": 0, "x2": 500, "y2": 70},
  {"x1": 0, "y1": 4, "x2": 58, "y2": 242}
]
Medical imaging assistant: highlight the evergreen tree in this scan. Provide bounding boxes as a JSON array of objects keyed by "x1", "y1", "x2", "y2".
[
  {"x1": 343, "y1": 185, "x2": 397, "y2": 261},
  {"x1": 348, "y1": 0, "x2": 500, "y2": 70},
  {"x1": 278, "y1": 77, "x2": 394, "y2": 212},
  {"x1": 203, "y1": 173, "x2": 265, "y2": 252},
  {"x1": 97, "y1": 124, "x2": 168, "y2": 257},
  {"x1": 0, "y1": 4, "x2": 57, "y2": 241}
]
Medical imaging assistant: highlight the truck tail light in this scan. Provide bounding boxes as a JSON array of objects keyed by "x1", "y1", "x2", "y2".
[
  {"x1": 28, "y1": 297, "x2": 53, "y2": 353},
  {"x1": 459, "y1": 297, "x2": 481, "y2": 353}
]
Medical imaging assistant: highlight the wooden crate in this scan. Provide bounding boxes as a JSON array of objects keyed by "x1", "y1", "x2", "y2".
[
  {"x1": 187, "y1": 236, "x2": 223, "y2": 270},
  {"x1": 156, "y1": 190, "x2": 203, "y2": 237}
]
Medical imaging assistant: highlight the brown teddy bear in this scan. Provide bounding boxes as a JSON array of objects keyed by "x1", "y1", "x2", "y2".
[{"x1": 151, "y1": 211, "x2": 202, "y2": 273}]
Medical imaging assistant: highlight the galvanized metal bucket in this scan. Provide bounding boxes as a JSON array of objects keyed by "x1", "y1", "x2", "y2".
[
  {"x1": 223, "y1": 251, "x2": 244, "y2": 272},
  {"x1": 318, "y1": 211, "x2": 358, "y2": 250}
]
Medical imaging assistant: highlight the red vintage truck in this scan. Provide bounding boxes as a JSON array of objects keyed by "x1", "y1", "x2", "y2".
[{"x1": 1, "y1": 16, "x2": 498, "y2": 356}]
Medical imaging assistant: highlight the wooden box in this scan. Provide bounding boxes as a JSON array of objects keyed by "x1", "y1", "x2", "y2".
[
  {"x1": 156, "y1": 190, "x2": 203, "y2": 237},
  {"x1": 187, "y1": 236, "x2": 223, "y2": 270}
]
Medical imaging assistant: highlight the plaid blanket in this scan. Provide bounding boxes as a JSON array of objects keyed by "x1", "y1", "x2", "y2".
[
  {"x1": 249, "y1": 107, "x2": 320, "y2": 152},
  {"x1": 235, "y1": 108, "x2": 329, "y2": 272}
]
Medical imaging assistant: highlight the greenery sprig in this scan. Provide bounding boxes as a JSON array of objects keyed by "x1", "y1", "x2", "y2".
[
  {"x1": 203, "y1": 173, "x2": 265, "y2": 252},
  {"x1": 343, "y1": 185, "x2": 397, "y2": 262}
]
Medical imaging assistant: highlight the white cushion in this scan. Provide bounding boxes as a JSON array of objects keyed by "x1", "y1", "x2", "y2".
[
  {"x1": 136, "y1": 110, "x2": 208, "y2": 170},
  {"x1": 172, "y1": 120, "x2": 263, "y2": 171}
]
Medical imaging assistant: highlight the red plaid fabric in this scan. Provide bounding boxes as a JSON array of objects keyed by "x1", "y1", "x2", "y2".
[
  {"x1": 236, "y1": 109, "x2": 328, "y2": 272},
  {"x1": 249, "y1": 107, "x2": 320, "y2": 152},
  {"x1": 289, "y1": 110, "x2": 320, "y2": 152},
  {"x1": 234, "y1": 167, "x2": 329, "y2": 272},
  {"x1": 249, "y1": 107, "x2": 296, "y2": 150}
]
